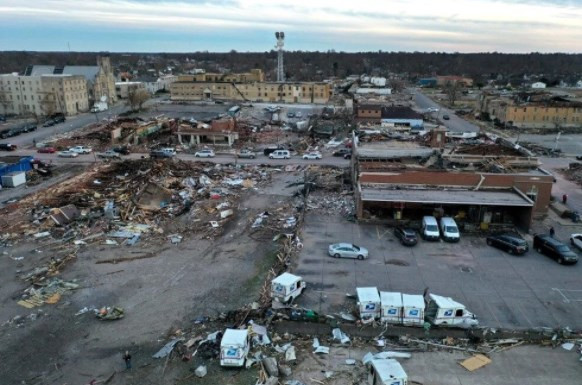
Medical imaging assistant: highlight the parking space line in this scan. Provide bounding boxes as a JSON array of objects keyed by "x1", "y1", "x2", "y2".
[{"x1": 552, "y1": 288, "x2": 571, "y2": 303}]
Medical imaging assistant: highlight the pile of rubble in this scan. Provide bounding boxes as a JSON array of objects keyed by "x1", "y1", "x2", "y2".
[
  {"x1": 562, "y1": 162, "x2": 582, "y2": 187},
  {"x1": 0, "y1": 159, "x2": 275, "y2": 245}
]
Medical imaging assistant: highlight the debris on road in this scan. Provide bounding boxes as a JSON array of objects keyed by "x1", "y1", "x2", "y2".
[{"x1": 459, "y1": 354, "x2": 492, "y2": 371}]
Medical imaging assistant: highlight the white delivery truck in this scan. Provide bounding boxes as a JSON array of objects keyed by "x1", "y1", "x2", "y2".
[
  {"x1": 425, "y1": 294, "x2": 479, "y2": 328},
  {"x1": 357, "y1": 287, "x2": 381, "y2": 321},
  {"x1": 220, "y1": 329, "x2": 250, "y2": 367},
  {"x1": 91, "y1": 96, "x2": 109, "y2": 113},
  {"x1": 380, "y1": 291, "x2": 402, "y2": 324},
  {"x1": 401, "y1": 294, "x2": 425, "y2": 326},
  {"x1": 271, "y1": 272, "x2": 306, "y2": 304},
  {"x1": 368, "y1": 359, "x2": 408, "y2": 385}
]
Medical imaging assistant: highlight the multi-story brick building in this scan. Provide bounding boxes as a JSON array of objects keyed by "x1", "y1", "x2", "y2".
[
  {"x1": 482, "y1": 94, "x2": 582, "y2": 129},
  {"x1": 170, "y1": 69, "x2": 331, "y2": 104}
]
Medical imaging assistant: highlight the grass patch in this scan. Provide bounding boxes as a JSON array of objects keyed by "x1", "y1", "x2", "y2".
[{"x1": 241, "y1": 247, "x2": 279, "y2": 295}]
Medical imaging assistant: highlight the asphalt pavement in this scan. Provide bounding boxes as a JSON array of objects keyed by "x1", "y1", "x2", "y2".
[{"x1": 410, "y1": 88, "x2": 480, "y2": 133}]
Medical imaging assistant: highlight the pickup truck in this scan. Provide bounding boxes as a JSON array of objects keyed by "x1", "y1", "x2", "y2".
[
  {"x1": 69, "y1": 146, "x2": 93, "y2": 154},
  {"x1": 97, "y1": 150, "x2": 121, "y2": 159}
]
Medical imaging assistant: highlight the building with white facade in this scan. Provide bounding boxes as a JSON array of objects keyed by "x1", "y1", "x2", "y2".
[{"x1": 0, "y1": 73, "x2": 88, "y2": 116}]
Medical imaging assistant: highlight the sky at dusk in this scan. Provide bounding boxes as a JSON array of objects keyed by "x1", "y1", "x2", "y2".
[{"x1": 1, "y1": 0, "x2": 582, "y2": 53}]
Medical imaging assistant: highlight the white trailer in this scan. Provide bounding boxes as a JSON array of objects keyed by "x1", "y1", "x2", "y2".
[
  {"x1": 368, "y1": 359, "x2": 408, "y2": 385},
  {"x1": 220, "y1": 329, "x2": 250, "y2": 367},
  {"x1": 425, "y1": 294, "x2": 479, "y2": 328},
  {"x1": 357, "y1": 287, "x2": 381, "y2": 321},
  {"x1": 271, "y1": 272, "x2": 305, "y2": 304},
  {"x1": 401, "y1": 294, "x2": 425, "y2": 326},
  {"x1": 380, "y1": 291, "x2": 402, "y2": 324}
]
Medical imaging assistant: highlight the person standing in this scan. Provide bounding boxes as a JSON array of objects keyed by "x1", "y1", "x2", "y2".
[
  {"x1": 562, "y1": 194, "x2": 568, "y2": 204},
  {"x1": 549, "y1": 227, "x2": 555, "y2": 238},
  {"x1": 123, "y1": 351, "x2": 132, "y2": 370}
]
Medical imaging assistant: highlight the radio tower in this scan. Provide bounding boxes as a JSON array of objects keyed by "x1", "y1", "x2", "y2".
[{"x1": 275, "y1": 31, "x2": 285, "y2": 82}]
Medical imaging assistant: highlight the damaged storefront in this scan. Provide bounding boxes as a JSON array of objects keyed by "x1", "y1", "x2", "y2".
[{"x1": 356, "y1": 185, "x2": 535, "y2": 231}]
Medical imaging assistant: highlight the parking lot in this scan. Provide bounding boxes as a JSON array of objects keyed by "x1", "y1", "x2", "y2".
[{"x1": 292, "y1": 213, "x2": 582, "y2": 329}]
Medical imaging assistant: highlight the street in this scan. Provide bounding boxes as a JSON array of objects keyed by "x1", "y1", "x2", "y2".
[{"x1": 411, "y1": 88, "x2": 480, "y2": 133}]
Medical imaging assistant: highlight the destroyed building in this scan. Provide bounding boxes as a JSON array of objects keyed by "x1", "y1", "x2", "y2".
[{"x1": 350, "y1": 130, "x2": 554, "y2": 231}]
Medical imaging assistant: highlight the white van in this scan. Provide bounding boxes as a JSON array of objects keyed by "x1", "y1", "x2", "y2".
[
  {"x1": 271, "y1": 273, "x2": 306, "y2": 304},
  {"x1": 425, "y1": 294, "x2": 478, "y2": 328},
  {"x1": 421, "y1": 216, "x2": 440, "y2": 241},
  {"x1": 220, "y1": 329, "x2": 250, "y2": 367},
  {"x1": 269, "y1": 150, "x2": 291, "y2": 159},
  {"x1": 368, "y1": 358, "x2": 408, "y2": 385},
  {"x1": 439, "y1": 217, "x2": 460, "y2": 242}
]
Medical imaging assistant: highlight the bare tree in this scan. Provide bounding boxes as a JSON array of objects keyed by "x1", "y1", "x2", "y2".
[
  {"x1": 127, "y1": 87, "x2": 150, "y2": 111},
  {"x1": 388, "y1": 79, "x2": 405, "y2": 93},
  {"x1": 444, "y1": 81, "x2": 461, "y2": 106}
]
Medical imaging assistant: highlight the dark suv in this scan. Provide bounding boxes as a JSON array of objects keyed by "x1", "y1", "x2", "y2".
[
  {"x1": 394, "y1": 227, "x2": 418, "y2": 246},
  {"x1": 533, "y1": 234, "x2": 578, "y2": 264},
  {"x1": 486, "y1": 233, "x2": 528, "y2": 255}
]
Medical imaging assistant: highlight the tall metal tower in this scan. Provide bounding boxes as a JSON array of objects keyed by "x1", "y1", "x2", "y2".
[{"x1": 275, "y1": 31, "x2": 285, "y2": 82}]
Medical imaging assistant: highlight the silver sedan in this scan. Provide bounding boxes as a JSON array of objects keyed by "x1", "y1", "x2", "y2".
[{"x1": 328, "y1": 243, "x2": 369, "y2": 260}]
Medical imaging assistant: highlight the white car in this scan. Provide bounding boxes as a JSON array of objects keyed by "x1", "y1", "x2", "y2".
[
  {"x1": 58, "y1": 150, "x2": 79, "y2": 158},
  {"x1": 302, "y1": 151, "x2": 322, "y2": 160},
  {"x1": 295, "y1": 111, "x2": 303, "y2": 118},
  {"x1": 426, "y1": 107, "x2": 439, "y2": 113},
  {"x1": 194, "y1": 149, "x2": 215, "y2": 158},
  {"x1": 570, "y1": 234, "x2": 582, "y2": 251},
  {"x1": 69, "y1": 145, "x2": 92, "y2": 154},
  {"x1": 328, "y1": 243, "x2": 369, "y2": 260}
]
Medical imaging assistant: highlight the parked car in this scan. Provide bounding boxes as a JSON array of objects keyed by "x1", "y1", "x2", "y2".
[
  {"x1": 302, "y1": 151, "x2": 322, "y2": 160},
  {"x1": 42, "y1": 119, "x2": 56, "y2": 127},
  {"x1": 486, "y1": 233, "x2": 528, "y2": 255},
  {"x1": 0, "y1": 143, "x2": 17, "y2": 151},
  {"x1": 263, "y1": 146, "x2": 284, "y2": 156},
  {"x1": 287, "y1": 112, "x2": 295, "y2": 118},
  {"x1": 421, "y1": 216, "x2": 440, "y2": 241},
  {"x1": 426, "y1": 107, "x2": 439, "y2": 113},
  {"x1": 269, "y1": 150, "x2": 291, "y2": 159},
  {"x1": 51, "y1": 114, "x2": 66, "y2": 124},
  {"x1": 58, "y1": 150, "x2": 79, "y2": 158},
  {"x1": 394, "y1": 227, "x2": 418, "y2": 246},
  {"x1": 439, "y1": 217, "x2": 460, "y2": 242},
  {"x1": 0, "y1": 115, "x2": 5, "y2": 122},
  {"x1": 97, "y1": 150, "x2": 121, "y2": 159},
  {"x1": 295, "y1": 111, "x2": 303, "y2": 118},
  {"x1": 328, "y1": 243, "x2": 369, "y2": 260},
  {"x1": 0, "y1": 129, "x2": 10, "y2": 139},
  {"x1": 237, "y1": 149, "x2": 256, "y2": 159},
  {"x1": 333, "y1": 148, "x2": 351, "y2": 157},
  {"x1": 442, "y1": 115, "x2": 450, "y2": 120},
  {"x1": 570, "y1": 234, "x2": 582, "y2": 251},
  {"x1": 533, "y1": 234, "x2": 578, "y2": 264},
  {"x1": 150, "y1": 148, "x2": 176, "y2": 158},
  {"x1": 37, "y1": 146, "x2": 56, "y2": 154},
  {"x1": 112, "y1": 146, "x2": 130, "y2": 155},
  {"x1": 69, "y1": 145, "x2": 93, "y2": 154},
  {"x1": 576, "y1": 155, "x2": 582, "y2": 161},
  {"x1": 194, "y1": 149, "x2": 215, "y2": 158}
]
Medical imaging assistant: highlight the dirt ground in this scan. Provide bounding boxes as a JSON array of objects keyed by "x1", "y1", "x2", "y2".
[{"x1": 0, "y1": 170, "x2": 304, "y2": 385}]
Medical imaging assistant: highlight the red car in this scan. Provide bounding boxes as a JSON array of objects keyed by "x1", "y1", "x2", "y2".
[{"x1": 37, "y1": 147, "x2": 56, "y2": 153}]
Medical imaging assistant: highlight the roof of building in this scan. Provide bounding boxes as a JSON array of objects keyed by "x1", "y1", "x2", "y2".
[
  {"x1": 356, "y1": 287, "x2": 380, "y2": 303},
  {"x1": 360, "y1": 188, "x2": 534, "y2": 207},
  {"x1": 62, "y1": 66, "x2": 100, "y2": 82},
  {"x1": 356, "y1": 141, "x2": 435, "y2": 160},
  {"x1": 371, "y1": 359, "x2": 407, "y2": 382},
  {"x1": 381, "y1": 106, "x2": 423, "y2": 120},
  {"x1": 221, "y1": 329, "x2": 248, "y2": 347},
  {"x1": 429, "y1": 294, "x2": 466, "y2": 309},
  {"x1": 356, "y1": 104, "x2": 382, "y2": 111},
  {"x1": 272, "y1": 272, "x2": 302, "y2": 286},
  {"x1": 28, "y1": 65, "x2": 56, "y2": 76}
]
